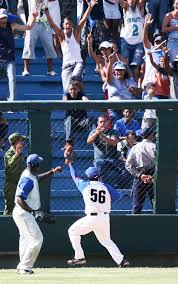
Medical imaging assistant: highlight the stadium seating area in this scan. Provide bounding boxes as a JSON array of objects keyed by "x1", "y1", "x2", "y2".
[{"x1": 0, "y1": 38, "x2": 178, "y2": 215}]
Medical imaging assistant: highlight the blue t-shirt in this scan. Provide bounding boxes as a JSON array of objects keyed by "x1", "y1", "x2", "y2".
[{"x1": 114, "y1": 118, "x2": 140, "y2": 136}]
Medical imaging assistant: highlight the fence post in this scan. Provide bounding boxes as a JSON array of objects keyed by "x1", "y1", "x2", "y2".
[
  {"x1": 28, "y1": 111, "x2": 51, "y2": 212},
  {"x1": 154, "y1": 108, "x2": 177, "y2": 214}
]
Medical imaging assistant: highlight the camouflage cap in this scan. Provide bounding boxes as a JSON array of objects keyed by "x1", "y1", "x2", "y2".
[{"x1": 8, "y1": 133, "x2": 27, "y2": 145}]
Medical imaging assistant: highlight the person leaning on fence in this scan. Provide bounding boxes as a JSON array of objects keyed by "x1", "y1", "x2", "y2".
[
  {"x1": 64, "y1": 154, "x2": 130, "y2": 267},
  {"x1": 125, "y1": 127, "x2": 156, "y2": 214},
  {"x1": 0, "y1": 8, "x2": 37, "y2": 101},
  {"x1": 87, "y1": 115, "x2": 125, "y2": 188},
  {"x1": 13, "y1": 154, "x2": 62, "y2": 275},
  {"x1": 63, "y1": 79, "x2": 94, "y2": 141},
  {"x1": 3, "y1": 132, "x2": 27, "y2": 215},
  {"x1": 45, "y1": 0, "x2": 98, "y2": 94}
]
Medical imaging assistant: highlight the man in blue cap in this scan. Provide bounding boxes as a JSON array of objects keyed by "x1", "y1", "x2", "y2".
[
  {"x1": 13, "y1": 153, "x2": 62, "y2": 274},
  {"x1": 65, "y1": 154, "x2": 130, "y2": 268}
]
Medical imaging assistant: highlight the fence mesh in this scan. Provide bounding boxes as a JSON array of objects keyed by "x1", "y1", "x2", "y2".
[{"x1": 0, "y1": 106, "x2": 177, "y2": 215}]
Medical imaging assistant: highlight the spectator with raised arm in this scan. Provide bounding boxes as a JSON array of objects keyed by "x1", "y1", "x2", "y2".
[
  {"x1": 106, "y1": 51, "x2": 137, "y2": 124},
  {"x1": 46, "y1": 0, "x2": 98, "y2": 94},
  {"x1": 140, "y1": 14, "x2": 166, "y2": 98},
  {"x1": 119, "y1": 0, "x2": 145, "y2": 82},
  {"x1": 0, "y1": 8, "x2": 37, "y2": 101},
  {"x1": 87, "y1": 115, "x2": 124, "y2": 187},
  {"x1": 145, "y1": 0, "x2": 169, "y2": 41},
  {"x1": 22, "y1": 0, "x2": 57, "y2": 77},
  {"x1": 147, "y1": 47, "x2": 172, "y2": 99},
  {"x1": 162, "y1": 0, "x2": 178, "y2": 64}
]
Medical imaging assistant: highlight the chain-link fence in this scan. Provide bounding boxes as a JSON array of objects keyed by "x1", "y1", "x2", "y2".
[
  {"x1": 50, "y1": 107, "x2": 157, "y2": 215},
  {"x1": 0, "y1": 103, "x2": 177, "y2": 216}
]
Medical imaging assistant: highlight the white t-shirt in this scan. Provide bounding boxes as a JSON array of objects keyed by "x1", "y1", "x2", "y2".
[{"x1": 120, "y1": 5, "x2": 144, "y2": 45}]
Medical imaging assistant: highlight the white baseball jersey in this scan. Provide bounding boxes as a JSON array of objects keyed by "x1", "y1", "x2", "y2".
[
  {"x1": 82, "y1": 181, "x2": 111, "y2": 214},
  {"x1": 120, "y1": 5, "x2": 144, "y2": 45}
]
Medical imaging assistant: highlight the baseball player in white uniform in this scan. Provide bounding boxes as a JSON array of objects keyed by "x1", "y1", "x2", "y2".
[
  {"x1": 13, "y1": 154, "x2": 61, "y2": 274},
  {"x1": 66, "y1": 161, "x2": 130, "y2": 267}
]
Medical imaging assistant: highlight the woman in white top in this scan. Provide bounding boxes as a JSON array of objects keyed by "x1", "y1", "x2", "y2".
[
  {"x1": 119, "y1": 0, "x2": 145, "y2": 81},
  {"x1": 106, "y1": 51, "x2": 138, "y2": 124}
]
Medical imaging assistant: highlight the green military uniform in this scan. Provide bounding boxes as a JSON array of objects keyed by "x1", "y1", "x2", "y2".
[{"x1": 3, "y1": 133, "x2": 26, "y2": 215}]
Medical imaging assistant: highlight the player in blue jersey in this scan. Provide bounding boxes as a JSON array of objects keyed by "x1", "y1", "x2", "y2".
[{"x1": 65, "y1": 157, "x2": 130, "y2": 267}]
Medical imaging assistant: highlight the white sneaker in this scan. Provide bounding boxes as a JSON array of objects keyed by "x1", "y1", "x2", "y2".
[
  {"x1": 22, "y1": 71, "x2": 30, "y2": 76},
  {"x1": 47, "y1": 71, "x2": 57, "y2": 76}
]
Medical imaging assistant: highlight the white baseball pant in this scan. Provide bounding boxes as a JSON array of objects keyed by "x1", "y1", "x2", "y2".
[
  {"x1": 68, "y1": 213, "x2": 123, "y2": 264},
  {"x1": 13, "y1": 206, "x2": 43, "y2": 271}
]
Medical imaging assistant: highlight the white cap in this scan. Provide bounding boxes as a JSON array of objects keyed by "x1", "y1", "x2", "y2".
[
  {"x1": 0, "y1": 8, "x2": 8, "y2": 19},
  {"x1": 174, "y1": 55, "x2": 178, "y2": 62},
  {"x1": 99, "y1": 41, "x2": 112, "y2": 49}
]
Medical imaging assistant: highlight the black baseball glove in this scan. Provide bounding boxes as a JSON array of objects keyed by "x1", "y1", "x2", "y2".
[{"x1": 32, "y1": 210, "x2": 56, "y2": 224}]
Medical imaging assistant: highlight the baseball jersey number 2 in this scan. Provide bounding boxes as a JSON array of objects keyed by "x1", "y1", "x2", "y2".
[
  {"x1": 90, "y1": 189, "x2": 106, "y2": 204},
  {"x1": 132, "y1": 24, "x2": 138, "y2": 36}
]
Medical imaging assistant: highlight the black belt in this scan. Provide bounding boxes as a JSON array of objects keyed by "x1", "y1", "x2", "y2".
[
  {"x1": 104, "y1": 0, "x2": 115, "y2": 5},
  {"x1": 90, "y1": 212, "x2": 108, "y2": 216}
]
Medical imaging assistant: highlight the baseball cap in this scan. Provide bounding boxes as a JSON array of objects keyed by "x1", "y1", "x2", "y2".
[
  {"x1": 26, "y1": 154, "x2": 43, "y2": 166},
  {"x1": 8, "y1": 132, "x2": 27, "y2": 145},
  {"x1": 154, "y1": 35, "x2": 165, "y2": 43},
  {"x1": 99, "y1": 41, "x2": 112, "y2": 49},
  {"x1": 174, "y1": 55, "x2": 178, "y2": 62},
  {"x1": 113, "y1": 61, "x2": 127, "y2": 70},
  {"x1": 0, "y1": 8, "x2": 8, "y2": 19},
  {"x1": 145, "y1": 82, "x2": 156, "y2": 89},
  {"x1": 85, "y1": 167, "x2": 99, "y2": 179}
]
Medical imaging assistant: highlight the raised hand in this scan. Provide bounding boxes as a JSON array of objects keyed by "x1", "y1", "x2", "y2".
[
  {"x1": 108, "y1": 51, "x2": 117, "y2": 64},
  {"x1": 32, "y1": 11, "x2": 38, "y2": 18},
  {"x1": 144, "y1": 13, "x2": 153, "y2": 26},
  {"x1": 87, "y1": 0, "x2": 98, "y2": 9},
  {"x1": 87, "y1": 33, "x2": 93, "y2": 43}
]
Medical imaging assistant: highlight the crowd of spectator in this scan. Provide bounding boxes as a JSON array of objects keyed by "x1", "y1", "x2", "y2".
[{"x1": 0, "y1": 0, "x2": 177, "y2": 214}]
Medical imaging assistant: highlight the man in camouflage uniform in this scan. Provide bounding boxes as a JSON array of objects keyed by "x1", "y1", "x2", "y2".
[{"x1": 3, "y1": 132, "x2": 27, "y2": 215}]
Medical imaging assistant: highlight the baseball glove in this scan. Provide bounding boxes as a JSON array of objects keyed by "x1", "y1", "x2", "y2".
[
  {"x1": 64, "y1": 139, "x2": 75, "y2": 164},
  {"x1": 32, "y1": 210, "x2": 56, "y2": 224}
]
